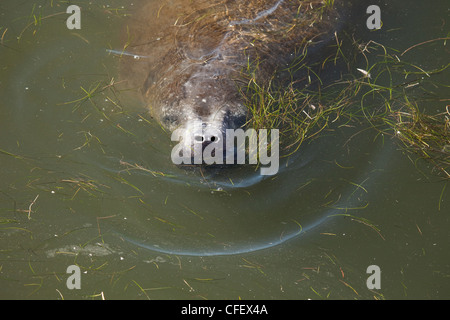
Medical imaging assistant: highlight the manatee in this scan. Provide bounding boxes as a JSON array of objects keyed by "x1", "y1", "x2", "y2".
[{"x1": 120, "y1": 0, "x2": 342, "y2": 161}]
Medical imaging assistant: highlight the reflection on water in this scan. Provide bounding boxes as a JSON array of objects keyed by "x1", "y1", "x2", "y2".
[
  {"x1": 0, "y1": 0, "x2": 448, "y2": 299},
  {"x1": 114, "y1": 127, "x2": 395, "y2": 256}
]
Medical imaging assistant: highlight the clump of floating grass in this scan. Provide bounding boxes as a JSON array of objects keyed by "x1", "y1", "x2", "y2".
[
  {"x1": 385, "y1": 103, "x2": 449, "y2": 178},
  {"x1": 239, "y1": 34, "x2": 450, "y2": 179},
  {"x1": 351, "y1": 40, "x2": 450, "y2": 179},
  {"x1": 240, "y1": 75, "x2": 350, "y2": 155},
  {"x1": 239, "y1": 41, "x2": 354, "y2": 156},
  {"x1": 230, "y1": 1, "x2": 343, "y2": 151}
]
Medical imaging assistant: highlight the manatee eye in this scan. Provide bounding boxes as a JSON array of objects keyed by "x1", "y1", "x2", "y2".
[
  {"x1": 223, "y1": 111, "x2": 247, "y2": 129},
  {"x1": 163, "y1": 115, "x2": 178, "y2": 126}
]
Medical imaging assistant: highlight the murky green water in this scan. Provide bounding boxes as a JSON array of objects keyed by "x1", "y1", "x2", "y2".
[{"x1": 0, "y1": 0, "x2": 448, "y2": 300}]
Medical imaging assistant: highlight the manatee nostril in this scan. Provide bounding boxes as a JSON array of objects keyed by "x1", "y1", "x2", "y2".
[
  {"x1": 194, "y1": 134, "x2": 220, "y2": 144},
  {"x1": 207, "y1": 135, "x2": 220, "y2": 143},
  {"x1": 194, "y1": 135, "x2": 204, "y2": 143}
]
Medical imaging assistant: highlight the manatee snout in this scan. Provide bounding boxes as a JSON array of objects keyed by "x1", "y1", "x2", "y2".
[
  {"x1": 170, "y1": 106, "x2": 247, "y2": 165},
  {"x1": 160, "y1": 71, "x2": 247, "y2": 164}
]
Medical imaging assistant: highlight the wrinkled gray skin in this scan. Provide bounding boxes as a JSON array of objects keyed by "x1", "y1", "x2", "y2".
[{"x1": 120, "y1": 0, "x2": 339, "y2": 158}]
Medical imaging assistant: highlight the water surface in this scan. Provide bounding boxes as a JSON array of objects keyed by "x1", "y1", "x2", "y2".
[{"x1": 0, "y1": 0, "x2": 448, "y2": 299}]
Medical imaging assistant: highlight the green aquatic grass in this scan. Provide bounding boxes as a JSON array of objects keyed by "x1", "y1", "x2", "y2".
[
  {"x1": 384, "y1": 103, "x2": 449, "y2": 178},
  {"x1": 240, "y1": 33, "x2": 450, "y2": 179},
  {"x1": 354, "y1": 40, "x2": 450, "y2": 179},
  {"x1": 0, "y1": 148, "x2": 25, "y2": 160}
]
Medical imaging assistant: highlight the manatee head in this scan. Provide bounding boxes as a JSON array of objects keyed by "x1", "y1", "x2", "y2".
[{"x1": 156, "y1": 64, "x2": 248, "y2": 163}]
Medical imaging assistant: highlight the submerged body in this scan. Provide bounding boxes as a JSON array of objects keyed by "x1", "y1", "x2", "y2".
[{"x1": 121, "y1": 0, "x2": 340, "y2": 160}]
